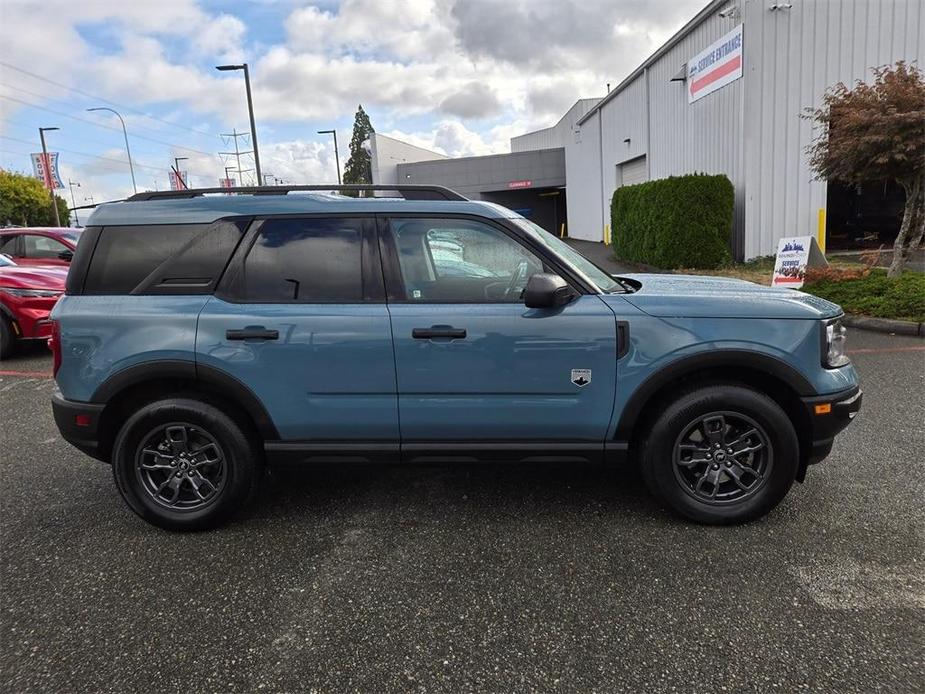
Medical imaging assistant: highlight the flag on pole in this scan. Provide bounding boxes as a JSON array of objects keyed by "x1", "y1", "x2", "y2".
[{"x1": 31, "y1": 152, "x2": 64, "y2": 190}]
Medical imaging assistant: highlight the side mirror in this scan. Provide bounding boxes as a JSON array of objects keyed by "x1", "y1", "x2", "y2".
[
  {"x1": 58, "y1": 250, "x2": 73, "y2": 262},
  {"x1": 524, "y1": 273, "x2": 576, "y2": 309}
]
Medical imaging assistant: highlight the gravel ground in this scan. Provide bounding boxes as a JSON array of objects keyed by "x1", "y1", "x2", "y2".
[{"x1": 1, "y1": 329, "x2": 923, "y2": 693}]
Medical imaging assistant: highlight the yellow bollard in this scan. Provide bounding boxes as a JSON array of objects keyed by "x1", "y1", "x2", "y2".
[
  {"x1": 559, "y1": 223, "x2": 566, "y2": 239},
  {"x1": 817, "y1": 208, "x2": 826, "y2": 254},
  {"x1": 604, "y1": 224, "x2": 611, "y2": 245}
]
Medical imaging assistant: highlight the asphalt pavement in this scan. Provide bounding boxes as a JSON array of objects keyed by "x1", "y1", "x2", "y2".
[{"x1": 1, "y1": 330, "x2": 923, "y2": 693}]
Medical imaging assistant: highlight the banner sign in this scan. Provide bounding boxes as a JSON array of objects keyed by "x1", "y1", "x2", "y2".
[
  {"x1": 508, "y1": 180, "x2": 532, "y2": 189},
  {"x1": 31, "y1": 152, "x2": 64, "y2": 190},
  {"x1": 688, "y1": 24, "x2": 743, "y2": 103},
  {"x1": 771, "y1": 236, "x2": 829, "y2": 288},
  {"x1": 169, "y1": 170, "x2": 189, "y2": 190}
]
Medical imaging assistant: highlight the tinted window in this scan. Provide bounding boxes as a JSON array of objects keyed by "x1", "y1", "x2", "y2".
[
  {"x1": 0, "y1": 235, "x2": 19, "y2": 255},
  {"x1": 23, "y1": 234, "x2": 69, "y2": 259},
  {"x1": 239, "y1": 218, "x2": 364, "y2": 302},
  {"x1": 387, "y1": 218, "x2": 544, "y2": 302},
  {"x1": 84, "y1": 224, "x2": 209, "y2": 294}
]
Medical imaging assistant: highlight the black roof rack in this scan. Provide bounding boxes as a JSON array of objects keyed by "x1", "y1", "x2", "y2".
[{"x1": 125, "y1": 184, "x2": 467, "y2": 202}]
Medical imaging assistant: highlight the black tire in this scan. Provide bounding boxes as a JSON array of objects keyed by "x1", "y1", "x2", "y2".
[
  {"x1": 640, "y1": 384, "x2": 799, "y2": 525},
  {"x1": 0, "y1": 316, "x2": 15, "y2": 360},
  {"x1": 111, "y1": 397, "x2": 261, "y2": 530}
]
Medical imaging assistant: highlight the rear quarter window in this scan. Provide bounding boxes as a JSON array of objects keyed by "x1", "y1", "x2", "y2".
[{"x1": 81, "y1": 221, "x2": 246, "y2": 295}]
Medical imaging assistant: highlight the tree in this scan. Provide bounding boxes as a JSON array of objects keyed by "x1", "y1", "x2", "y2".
[
  {"x1": 805, "y1": 62, "x2": 925, "y2": 277},
  {"x1": 342, "y1": 105, "x2": 375, "y2": 194},
  {"x1": 0, "y1": 169, "x2": 71, "y2": 227}
]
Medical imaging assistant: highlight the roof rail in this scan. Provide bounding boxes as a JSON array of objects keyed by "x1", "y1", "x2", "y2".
[{"x1": 125, "y1": 184, "x2": 467, "y2": 202}]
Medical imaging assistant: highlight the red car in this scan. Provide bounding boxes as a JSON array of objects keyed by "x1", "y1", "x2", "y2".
[
  {"x1": 0, "y1": 227, "x2": 81, "y2": 267},
  {"x1": 0, "y1": 254, "x2": 67, "y2": 358}
]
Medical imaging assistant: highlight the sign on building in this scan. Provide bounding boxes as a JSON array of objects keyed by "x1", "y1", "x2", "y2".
[
  {"x1": 31, "y1": 152, "x2": 64, "y2": 190},
  {"x1": 508, "y1": 180, "x2": 532, "y2": 189},
  {"x1": 771, "y1": 236, "x2": 828, "y2": 289},
  {"x1": 219, "y1": 177, "x2": 235, "y2": 189},
  {"x1": 687, "y1": 24, "x2": 743, "y2": 103}
]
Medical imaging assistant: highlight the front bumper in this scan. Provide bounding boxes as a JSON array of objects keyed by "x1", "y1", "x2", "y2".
[
  {"x1": 801, "y1": 385, "x2": 863, "y2": 465},
  {"x1": 52, "y1": 390, "x2": 107, "y2": 462}
]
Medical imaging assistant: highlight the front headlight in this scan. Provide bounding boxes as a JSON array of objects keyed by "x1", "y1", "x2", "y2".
[
  {"x1": 0, "y1": 287, "x2": 60, "y2": 298},
  {"x1": 823, "y1": 318, "x2": 850, "y2": 368}
]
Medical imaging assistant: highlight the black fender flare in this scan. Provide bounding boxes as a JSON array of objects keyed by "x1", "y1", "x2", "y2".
[
  {"x1": 614, "y1": 349, "x2": 815, "y2": 441},
  {"x1": 91, "y1": 360, "x2": 279, "y2": 440}
]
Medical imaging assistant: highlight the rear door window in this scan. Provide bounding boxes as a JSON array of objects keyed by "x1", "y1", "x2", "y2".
[
  {"x1": 235, "y1": 218, "x2": 368, "y2": 302},
  {"x1": 23, "y1": 234, "x2": 69, "y2": 260}
]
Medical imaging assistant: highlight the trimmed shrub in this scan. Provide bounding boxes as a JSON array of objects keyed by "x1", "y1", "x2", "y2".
[{"x1": 611, "y1": 173, "x2": 734, "y2": 269}]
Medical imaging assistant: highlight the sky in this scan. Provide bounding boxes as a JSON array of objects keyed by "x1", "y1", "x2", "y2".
[{"x1": 0, "y1": 0, "x2": 704, "y2": 212}]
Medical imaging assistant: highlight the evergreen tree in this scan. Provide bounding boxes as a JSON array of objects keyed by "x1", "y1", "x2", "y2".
[{"x1": 342, "y1": 105, "x2": 375, "y2": 194}]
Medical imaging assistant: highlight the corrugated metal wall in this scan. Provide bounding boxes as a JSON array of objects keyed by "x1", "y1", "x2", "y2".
[
  {"x1": 743, "y1": 0, "x2": 924, "y2": 258},
  {"x1": 571, "y1": 0, "x2": 924, "y2": 258},
  {"x1": 565, "y1": 111, "x2": 604, "y2": 240}
]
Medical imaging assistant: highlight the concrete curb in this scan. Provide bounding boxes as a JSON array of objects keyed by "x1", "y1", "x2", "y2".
[{"x1": 842, "y1": 314, "x2": 925, "y2": 337}]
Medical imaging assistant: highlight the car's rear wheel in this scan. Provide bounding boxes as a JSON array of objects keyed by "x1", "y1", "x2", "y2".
[
  {"x1": 0, "y1": 316, "x2": 15, "y2": 359},
  {"x1": 640, "y1": 384, "x2": 799, "y2": 524},
  {"x1": 112, "y1": 398, "x2": 261, "y2": 530}
]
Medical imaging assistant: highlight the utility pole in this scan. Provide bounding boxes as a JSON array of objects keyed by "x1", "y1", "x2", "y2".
[
  {"x1": 317, "y1": 129, "x2": 341, "y2": 184},
  {"x1": 68, "y1": 179, "x2": 81, "y2": 226},
  {"x1": 219, "y1": 128, "x2": 255, "y2": 186},
  {"x1": 38, "y1": 127, "x2": 61, "y2": 226}
]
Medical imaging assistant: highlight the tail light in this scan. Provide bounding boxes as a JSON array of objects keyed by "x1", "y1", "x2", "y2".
[{"x1": 48, "y1": 319, "x2": 61, "y2": 377}]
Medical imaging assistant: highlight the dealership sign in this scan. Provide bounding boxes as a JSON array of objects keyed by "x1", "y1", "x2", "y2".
[
  {"x1": 31, "y1": 152, "x2": 64, "y2": 190},
  {"x1": 771, "y1": 236, "x2": 828, "y2": 289},
  {"x1": 688, "y1": 24, "x2": 743, "y2": 103},
  {"x1": 508, "y1": 180, "x2": 532, "y2": 189}
]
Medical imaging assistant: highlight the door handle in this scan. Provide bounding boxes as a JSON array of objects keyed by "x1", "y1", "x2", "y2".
[
  {"x1": 412, "y1": 326, "x2": 467, "y2": 340},
  {"x1": 226, "y1": 327, "x2": 279, "y2": 341}
]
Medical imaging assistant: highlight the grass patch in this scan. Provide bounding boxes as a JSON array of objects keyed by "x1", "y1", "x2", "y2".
[{"x1": 804, "y1": 269, "x2": 925, "y2": 322}]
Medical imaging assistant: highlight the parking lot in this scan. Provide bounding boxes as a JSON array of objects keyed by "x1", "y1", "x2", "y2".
[{"x1": 1, "y1": 329, "x2": 922, "y2": 693}]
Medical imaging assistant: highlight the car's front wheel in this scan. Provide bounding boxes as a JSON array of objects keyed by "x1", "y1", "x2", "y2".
[
  {"x1": 111, "y1": 398, "x2": 261, "y2": 530},
  {"x1": 640, "y1": 384, "x2": 799, "y2": 524}
]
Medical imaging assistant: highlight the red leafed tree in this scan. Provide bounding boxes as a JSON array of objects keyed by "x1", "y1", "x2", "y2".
[{"x1": 805, "y1": 62, "x2": 925, "y2": 277}]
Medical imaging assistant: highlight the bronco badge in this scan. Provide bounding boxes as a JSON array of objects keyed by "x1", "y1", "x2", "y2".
[{"x1": 571, "y1": 369, "x2": 591, "y2": 387}]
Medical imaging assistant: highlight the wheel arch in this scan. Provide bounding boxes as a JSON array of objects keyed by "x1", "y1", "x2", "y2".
[
  {"x1": 91, "y1": 360, "x2": 279, "y2": 461},
  {"x1": 619, "y1": 351, "x2": 815, "y2": 480}
]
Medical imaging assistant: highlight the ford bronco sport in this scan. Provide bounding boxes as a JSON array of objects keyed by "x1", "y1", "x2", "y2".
[{"x1": 50, "y1": 185, "x2": 861, "y2": 530}]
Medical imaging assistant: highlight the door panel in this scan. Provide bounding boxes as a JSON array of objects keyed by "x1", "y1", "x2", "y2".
[
  {"x1": 388, "y1": 297, "x2": 617, "y2": 442},
  {"x1": 196, "y1": 298, "x2": 398, "y2": 441}
]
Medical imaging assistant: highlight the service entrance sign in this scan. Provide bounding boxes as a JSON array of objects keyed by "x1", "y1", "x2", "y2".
[
  {"x1": 771, "y1": 236, "x2": 828, "y2": 288},
  {"x1": 687, "y1": 24, "x2": 743, "y2": 103}
]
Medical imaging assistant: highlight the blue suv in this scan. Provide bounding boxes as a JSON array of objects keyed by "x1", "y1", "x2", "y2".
[{"x1": 50, "y1": 185, "x2": 861, "y2": 529}]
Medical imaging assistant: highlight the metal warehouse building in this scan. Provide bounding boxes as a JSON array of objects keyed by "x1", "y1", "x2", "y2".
[{"x1": 373, "y1": 0, "x2": 923, "y2": 260}]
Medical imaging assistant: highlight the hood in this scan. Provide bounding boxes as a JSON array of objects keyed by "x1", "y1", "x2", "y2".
[
  {"x1": 0, "y1": 266, "x2": 68, "y2": 292},
  {"x1": 619, "y1": 273, "x2": 842, "y2": 320}
]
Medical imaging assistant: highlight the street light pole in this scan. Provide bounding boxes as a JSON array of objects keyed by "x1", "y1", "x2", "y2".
[
  {"x1": 317, "y1": 129, "x2": 341, "y2": 184},
  {"x1": 216, "y1": 63, "x2": 262, "y2": 183},
  {"x1": 68, "y1": 179, "x2": 81, "y2": 226},
  {"x1": 86, "y1": 107, "x2": 137, "y2": 193},
  {"x1": 38, "y1": 127, "x2": 61, "y2": 226}
]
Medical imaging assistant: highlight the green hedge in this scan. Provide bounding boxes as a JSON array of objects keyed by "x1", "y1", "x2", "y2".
[{"x1": 611, "y1": 173, "x2": 734, "y2": 269}]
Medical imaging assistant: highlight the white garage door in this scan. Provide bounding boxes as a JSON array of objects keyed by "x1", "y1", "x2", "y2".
[{"x1": 618, "y1": 156, "x2": 647, "y2": 187}]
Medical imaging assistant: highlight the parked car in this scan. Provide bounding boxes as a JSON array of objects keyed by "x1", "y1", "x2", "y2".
[
  {"x1": 49, "y1": 185, "x2": 861, "y2": 530},
  {"x1": 0, "y1": 227, "x2": 82, "y2": 267},
  {"x1": 0, "y1": 254, "x2": 67, "y2": 358}
]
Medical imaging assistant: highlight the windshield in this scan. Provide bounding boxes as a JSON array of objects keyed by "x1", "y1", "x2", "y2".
[
  {"x1": 508, "y1": 217, "x2": 623, "y2": 293},
  {"x1": 61, "y1": 230, "x2": 82, "y2": 243},
  {"x1": 0, "y1": 254, "x2": 15, "y2": 267}
]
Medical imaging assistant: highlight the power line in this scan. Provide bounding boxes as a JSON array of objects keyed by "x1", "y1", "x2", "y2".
[
  {"x1": 0, "y1": 61, "x2": 218, "y2": 139},
  {"x1": 0, "y1": 94, "x2": 218, "y2": 157},
  {"x1": 0, "y1": 135, "x2": 173, "y2": 174}
]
